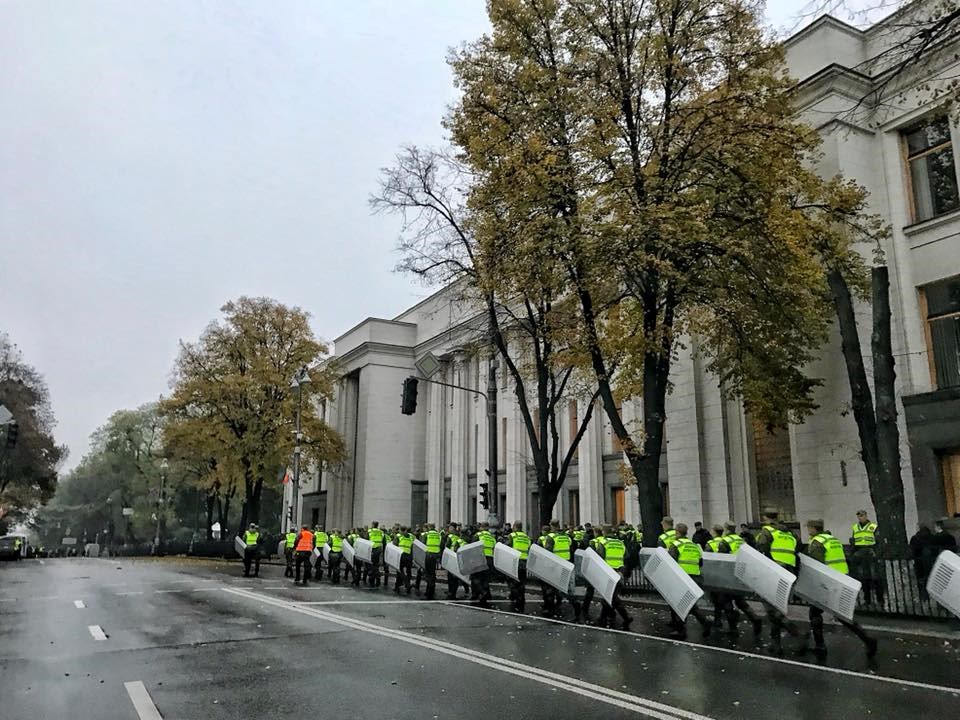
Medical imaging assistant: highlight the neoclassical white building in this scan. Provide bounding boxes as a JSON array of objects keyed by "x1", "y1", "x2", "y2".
[{"x1": 297, "y1": 1, "x2": 960, "y2": 538}]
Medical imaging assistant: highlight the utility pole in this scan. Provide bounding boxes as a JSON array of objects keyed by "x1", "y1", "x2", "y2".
[
  {"x1": 288, "y1": 367, "x2": 311, "y2": 533},
  {"x1": 152, "y1": 471, "x2": 165, "y2": 555},
  {"x1": 486, "y1": 355, "x2": 499, "y2": 529}
]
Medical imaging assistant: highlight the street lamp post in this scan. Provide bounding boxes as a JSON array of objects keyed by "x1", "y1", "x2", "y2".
[
  {"x1": 487, "y1": 355, "x2": 499, "y2": 529},
  {"x1": 289, "y1": 367, "x2": 311, "y2": 532},
  {"x1": 153, "y1": 469, "x2": 166, "y2": 555}
]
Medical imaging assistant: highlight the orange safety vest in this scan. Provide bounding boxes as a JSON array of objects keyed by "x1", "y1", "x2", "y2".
[{"x1": 295, "y1": 530, "x2": 314, "y2": 552}]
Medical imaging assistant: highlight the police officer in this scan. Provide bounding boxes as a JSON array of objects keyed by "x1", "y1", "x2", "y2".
[
  {"x1": 667, "y1": 523, "x2": 712, "y2": 639},
  {"x1": 591, "y1": 525, "x2": 632, "y2": 629},
  {"x1": 241, "y1": 523, "x2": 261, "y2": 577},
  {"x1": 347, "y1": 528, "x2": 362, "y2": 586},
  {"x1": 313, "y1": 526, "x2": 329, "y2": 581},
  {"x1": 804, "y1": 519, "x2": 878, "y2": 658},
  {"x1": 756, "y1": 511, "x2": 801, "y2": 653},
  {"x1": 507, "y1": 521, "x2": 531, "y2": 612},
  {"x1": 544, "y1": 521, "x2": 580, "y2": 621},
  {"x1": 365, "y1": 521, "x2": 384, "y2": 587},
  {"x1": 393, "y1": 526, "x2": 414, "y2": 594},
  {"x1": 421, "y1": 524, "x2": 442, "y2": 600},
  {"x1": 283, "y1": 527, "x2": 297, "y2": 578},
  {"x1": 293, "y1": 525, "x2": 315, "y2": 586},
  {"x1": 850, "y1": 510, "x2": 884, "y2": 606},
  {"x1": 328, "y1": 529, "x2": 344, "y2": 584},
  {"x1": 658, "y1": 516, "x2": 677, "y2": 548},
  {"x1": 706, "y1": 523, "x2": 763, "y2": 635},
  {"x1": 443, "y1": 524, "x2": 469, "y2": 600},
  {"x1": 471, "y1": 523, "x2": 496, "y2": 607}
]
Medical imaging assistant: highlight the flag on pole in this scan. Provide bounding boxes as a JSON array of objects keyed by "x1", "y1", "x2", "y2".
[{"x1": 281, "y1": 467, "x2": 292, "y2": 484}]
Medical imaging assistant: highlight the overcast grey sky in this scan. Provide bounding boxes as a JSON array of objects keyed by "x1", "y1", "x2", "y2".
[{"x1": 1, "y1": 1, "x2": 824, "y2": 470}]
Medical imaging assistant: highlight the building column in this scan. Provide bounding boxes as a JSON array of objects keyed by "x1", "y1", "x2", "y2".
[
  {"x1": 425, "y1": 380, "x2": 444, "y2": 526},
  {"x1": 578, "y1": 399, "x2": 605, "y2": 524},
  {"x1": 505, "y1": 392, "x2": 528, "y2": 526},
  {"x1": 450, "y1": 358, "x2": 470, "y2": 524}
]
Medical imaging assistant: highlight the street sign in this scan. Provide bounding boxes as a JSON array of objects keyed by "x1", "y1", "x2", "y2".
[
  {"x1": 415, "y1": 352, "x2": 442, "y2": 379},
  {"x1": 61, "y1": 537, "x2": 77, "y2": 546},
  {"x1": 122, "y1": 507, "x2": 134, "y2": 517}
]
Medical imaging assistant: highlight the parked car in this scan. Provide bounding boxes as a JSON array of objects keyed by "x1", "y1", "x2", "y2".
[{"x1": 0, "y1": 534, "x2": 29, "y2": 560}]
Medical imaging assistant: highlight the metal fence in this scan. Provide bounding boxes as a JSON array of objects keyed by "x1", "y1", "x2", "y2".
[{"x1": 621, "y1": 556, "x2": 954, "y2": 620}]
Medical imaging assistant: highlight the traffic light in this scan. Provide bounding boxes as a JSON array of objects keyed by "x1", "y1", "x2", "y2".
[
  {"x1": 4, "y1": 421, "x2": 17, "y2": 449},
  {"x1": 479, "y1": 482, "x2": 489, "y2": 510},
  {"x1": 401, "y1": 377, "x2": 419, "y2": 415},
  {"x1": 287, "y1": 505, "x2": 294, "y2": 521}
]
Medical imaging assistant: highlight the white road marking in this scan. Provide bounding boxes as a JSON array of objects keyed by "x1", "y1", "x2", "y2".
[
  {"x1": 445, "y1": 602, "x2": 960, "y2": 696},
  {"x1": 191, "y1": 587, "x2": 221, "y2": 592},
  {"x1": 224, "y1": 587, "x2": 711, "y2": 720},
  {"x1": 124, "y1": 681, "x2": 163, "y2": 720},
  {"x1": 87, "y1": 625, "x2": 107, "y2": 641},
  {"x1": 154, "y1": 589, "x2": 183, "y2": 594},
  {"x1": 103, "y1": 583, "x2": 128, "y2": 587},
  {"x1": 36, "y1": 595, "x2": 59, "y2": 601},
  {"x1": 296, "y1": 599, "x2": 449, "y2": 605},
  {"x1": 0, "y1": 598, "x2": 17, "y2": 603},
  {"x1": 116, "y1": 591, "x2": 144, "y2": 596},
  {"x1": 74, "y1": 600, "x2": 85, "y2": 608}
]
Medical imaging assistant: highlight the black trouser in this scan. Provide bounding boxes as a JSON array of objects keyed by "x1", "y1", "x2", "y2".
[
  {"x1": 243, "y1": 547, "x2": 260, "y2": 577},
  {"x1": 762, "y1": 599, "x2": 800, "y2": 647},
  {"x1": 508, "y1": 562, "x2": 527, "y2": 612},
  {"x1": 421, "y1": 555, "x2": 438, "y2": 599},
  {"x1": 284, "y1": 548, "x2": 294, "y2": 577},
  {"x1": 809, "y1": 606, "x2": 873, "y2": 650},
  {"x1": 294, "y1": 550, "x2": 311, "y2": 584},
  {"x1": 599, "y1": 585, "x2": 631, "y2": 627},
  {"x1": 369, "y1": 548, "x2": 382, "y2": 586},
  {"x1": 329, "y1": 552, "x2": 342, "y2": 583},
  {"x1": 711, "y1": 592, "x2": 762, "y2": 630},
  {"x1": 352, "y1": 558, "x2": 363, "y2": 586},
  {"x1": 853, "y1": 548, "x2": 884, "y2": 605},
  {"x1": 447, "y1": 571, "x2": 467, "y2": 599},
  {"x1": 313, "y1": 552, "x2": 325, "y2": 580},
  {"x1": 395, "y1": 554, "x2": 412, "y2": 593}
]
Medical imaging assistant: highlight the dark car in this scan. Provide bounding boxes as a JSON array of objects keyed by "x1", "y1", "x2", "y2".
[{"x1": 0, "y1": 534, "x2": 28, "y2": 560}]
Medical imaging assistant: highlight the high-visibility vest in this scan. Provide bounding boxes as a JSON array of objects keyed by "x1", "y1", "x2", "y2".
[
  {"x1": 658, "y1": 529, "x2": 677, "y2": 548},
  {"x1": 330, "y1": 534, "x2": 343, "y2": 552},
  {"x1": 244, "y1": 531, "x2": 259, "y2": 545},
  {"x1": 284, "y1": 532, "x2": 297, "y2": 549},
  {"x1": 509, "y1": 531, "x2": 531, "y2": 560},
  {"x1": 424, "y1": 530, "x2": 442, "y2": 554},
  {"x1": 348, "y1": 533, "x2": 359, "y2": 544},
  {"x1": 447, "y1": 533, "x2": 463, "y2": 550},
  {"x1": 478, "y1": 530, "x2": 496, "y2": 557},
  {"x1": 851, "y1": 522, "x2": 878, "y2": 547},
  {"x1": 763, "y1": 525, "x2": 797, "y2": 568},
  {"x1": 295, "y1": 530, "x2": 314, "y2": 552},
  {"x1": 573, "y1": 530, "x2": 586, "y2": 542},
  {"x1": 314, "y1": 531, "x2": 328, "y2": 547},
  {"x1": 368, "y1": 527, "x2": 384, "y2": 548},
  {"x1": 598, "y1": 537, "x2": 625, "y2": 569},
  {"x1": 538, "y1": 534, "x2": 549, "y2": 547},
  {"x1": 397, "y1": 533, "x2": 413, "y2": 554},
  {"x1": 812, "y1": 533, "x2": 849, "y2": 574},
  {"x1": 550, "y1": 532, "x2": 572, "y2": 560},
  {"x1": 707, "y1": 537, "x2": 723, "y2": 553},
  {"x1": 673, "y1": 537, "x2": 702, "y2": 576},
  {"x1": 722, "y1": 534, "x2": 744, "y2": 554}
]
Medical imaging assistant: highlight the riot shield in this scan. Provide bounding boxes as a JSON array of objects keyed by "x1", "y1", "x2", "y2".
[
  {"x1": 926, "y1": 549, "x2": 960, "y2": 619},
  {"x1": 277, "y1": 540, "x2": 286, "y2": 557},
  {"x1": 733, "y1": 544, "x2": 796, "y2": 615},
  {"x1": 579, "y1": 548, "x2": 621, "y2": 606},
  {"x1": 384, "y1": 542, "x2": 403, "y2": 572},
  {"x1": 311, "y1": 546, "x2": 322, "y2": 567},
  {"x1": 322, "y1": 543, "x2": 331, "y2": 563},
  {"x1": 701, "y1": 552, "x2": 751, "y2": 594},
  {"x1": 526, "y1": 544, "x2": 574, "y2": 593},
  {"x1": 354, "y1": 537, "x2": 374, "y2": 564},
  {"x1": 341, "y1": 539, "x2": 355, "y2": 566},
  {"x1": 493, "y1": 542, "x2": 521, "y2": 581},
  {"x1": 457, "y1": 541, "x2": 488, "y2": 576},
  {"x1": 442, "y1": 549, "x2": 471, "y2": 585},
  {"x1": 234, "y1": 536, "x2": 246, "y2": 556},
  {"x1": 412, "y1": 539, "x2": 428, "y2": 570},
  {"x1": 794, "y1": 554, "x2": 862, "y2": 622},
  {"x1": 641, "y1": 547, "x2": 704, "y2": 620}
]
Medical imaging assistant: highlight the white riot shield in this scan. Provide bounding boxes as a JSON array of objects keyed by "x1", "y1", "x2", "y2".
[
  {"x1": 493, "y1": 542, "x2": 521, "y2": 581},
  {"x1": 412, "y1": 539, "x2": 428, "y2": 570},
  {"x1": 234, "y1": 536, "x2": 247, "y2": 556},
  {"x1": 277, "y1": 540, "x2": 286, "y2": 557},
  {"x1": 384, "y1": 543, "x2": 403, "y2": 572},
  {"x1": 567, "y1": 549, "x2": 589, "y2": 600},
  {"x1": 926, "y1": 550, "x2": 960, "y2": 619},
  {"x1": 311, "y1": 547, "x2": 322, "y2": 567},
  {"x1": 354, "y1": 537, "x2": 374, "y2": 564},
  {"x1": 341, "y1": 539, "x2": 355, "y2": 566},
  {"x1": 794, "y1": 554, "x2": 862, "y2": 622},
  {"x1": 526, "y1": 544, "x2": 574, "y2": 593},
  {"x1": 442, "y1": 549, "x2": 471, "y2": 585},
  {"x1": 638, "y1": 547, "x2": 657, "y2": 572},
  {"x1": 641, "y1": 547, "x2": 704, "y2": 620},
  {"x1": 701, "y1": 552, "x2": 751, "y2": 594},
  {"x1": 580, "y1": 548, "x2": 621, "y2": 606},
  {"x1": 322, "y1": 543, "x2": 331, "y2": 563},
  {"x1": 457, "y1": 541, "x2": 488, "y2": 576},
  {"x1": 734, "y1": 543, "x2": 796, "y2": 615}
]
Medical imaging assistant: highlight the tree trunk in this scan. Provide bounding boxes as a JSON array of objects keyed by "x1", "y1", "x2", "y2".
[
  {"x1": 827, "y1": 269, "x2": 882, "y2": 486},
  {"x1": 205, "y1": 493, "x2": 214, "y2": 540},
  {"x1": 871, "y1": 266, "x2": 908, "y2": 556},
  {"x1": 637, "y1": 350, "x2": 668, "y2": 547},
  {"x1": 223, "y1": 493, "x2": 232, "y2": 539}
]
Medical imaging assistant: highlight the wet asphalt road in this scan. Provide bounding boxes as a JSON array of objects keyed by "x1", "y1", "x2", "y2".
[{"x1": 1, "y1": 557, "x2": 958, "y2": 720}]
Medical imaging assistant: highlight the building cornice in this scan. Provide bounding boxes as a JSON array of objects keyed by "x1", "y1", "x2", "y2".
[
  {"x1": 335, "y1": 341, "x2": 415, "y2": 368},
  {"x1": 334, "y1": 317, "x2": 417, "y2": 345},
  {"x1": 784, "y1": 14, "x2": 864, "y2": 49}
]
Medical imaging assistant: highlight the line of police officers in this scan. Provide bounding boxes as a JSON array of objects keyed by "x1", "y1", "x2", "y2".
[{"x1": 240, "y1": 508, "x2": 880, "y2": 658}]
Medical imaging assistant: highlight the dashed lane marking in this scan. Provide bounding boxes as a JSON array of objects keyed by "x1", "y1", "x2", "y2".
[
  {"x1": 443, "y1": 601, "x2": 960, "y2": 696},
  {"x1": 124, "y1": 681, "x2": 163, "y2": 720},
  {"x1": 116, "y1": 591, "x2": 144, "y2": 596},
  {"x1": 74, "y1": 600, "x2": 85, "y2": 608},
  {"x1": 224, "y1": 587, "x2": 713, "y2": 720},
  {"x1": 87, "y1": 625, "x2": 107, "y2": 641}
]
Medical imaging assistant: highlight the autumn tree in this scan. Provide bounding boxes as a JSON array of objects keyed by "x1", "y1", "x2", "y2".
[
  {"x1": 0, "y1": 333, "x2": 65, "y2": 525},
  {"x1": 161, "y1": 298, "x2": 343, "y2": 530},
  {"x1": 373, "y1": 147, "x2": 600, "y2": 527},
  {"x1": 449, "y1": 0, "x2": 887, "y2": 543}
]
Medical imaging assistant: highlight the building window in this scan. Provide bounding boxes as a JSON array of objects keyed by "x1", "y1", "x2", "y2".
[
  {"x1": 923, "y1": 276, "x2": 960, "y2": 388},
  {"x1": 904, "y1": 116, "x2": 959, "y2": 223},
  {"x1": 568, "y1": 489, "x2": 580, "y2": 526},
  {"x1": 610, "y1": 487, "x2": 625, "y2": 524}
]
